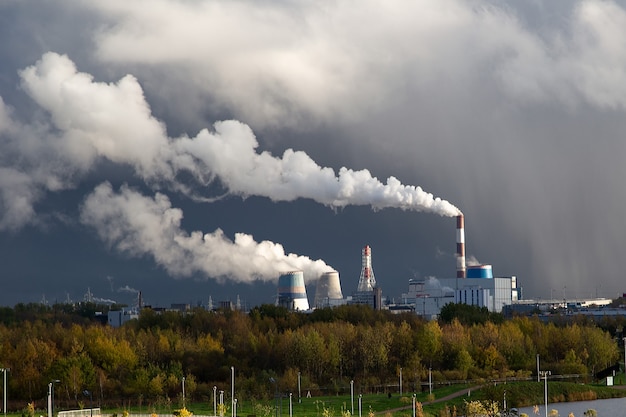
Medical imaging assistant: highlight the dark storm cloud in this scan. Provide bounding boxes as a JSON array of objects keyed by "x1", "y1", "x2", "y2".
[{"x1": 1, "y1": 0, "x2": 626, "y2": 305}]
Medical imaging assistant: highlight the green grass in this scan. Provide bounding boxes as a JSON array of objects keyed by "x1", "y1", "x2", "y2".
[{"x1": 13, "y1": 382, "x2": 626, "y2": 417}]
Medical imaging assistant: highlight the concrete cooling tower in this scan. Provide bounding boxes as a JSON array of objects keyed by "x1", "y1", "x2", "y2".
[
  {"x1": 276, "y1": 271, "x2": 310, "y2": 311},
  {"x1": 313, "y1": 271, "x2": 344, "y2": 308}
]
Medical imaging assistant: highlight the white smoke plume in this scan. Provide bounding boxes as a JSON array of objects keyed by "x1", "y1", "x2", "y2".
[
  {"x1": 13, "y1": 52, "x2": 460, "y2": 220},
  {"x1": 80, "y1": 182, "x2": 335, "y2": 283},
  {"x1": 118, "y1": 285, "x2": 139, "y2": 294}
]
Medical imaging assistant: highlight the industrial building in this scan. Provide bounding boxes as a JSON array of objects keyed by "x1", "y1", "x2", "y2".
[{"x1": 274, "y1": 213, "x2": 519, "y2": 317}]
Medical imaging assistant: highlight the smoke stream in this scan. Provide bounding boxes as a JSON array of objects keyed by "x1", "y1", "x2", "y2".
[
  {"x1": 80, "y1": 182, "x2": 334, "y2": 283},
  {"x1": 15, "y1": 52, "x2": 460, "y2": 219}
]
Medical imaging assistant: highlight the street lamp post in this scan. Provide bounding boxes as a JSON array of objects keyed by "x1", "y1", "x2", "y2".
[
  {"x1": 234, "y1": 399, "x2": 237, "y2": 417},
  {"x1": 428, "y1": 368, "x2": 432, "y2": 396},
  {"x1": 182, "y1": 377, "x2": 186, "y2": 408},
  {"x1": 82, "y1": 390, "x2": 93, "y2": 417},
  {"x1": 536, "y1": 354, "x2": 540, "y2": 382},
  {"x1": 289, "y1": 393, "x2": 292, "y2": 417},
  {"x1": 49, "y1": 379, "x2": 60, "y2": 417},
  {"x1": 219, "y1": 390, "x2": 224, "y2": 417},
  {"x1": 231, "y1": 367, "x2": 235, "y2": 417},
  {"x1": 623, "y1": 337, "x2": 626, "y2": 384},
  {"x1": 350, "y1": 380, "x2": 354, "y2": 415},
  {"x1": 213, "y1": 386, "x2": 217, "y2": 416},
  {"x1": 0, "y1": 368, "x2": 9, "y2": 417},
  {"x1": 539, "y1": 370, "x2": 551, "y2": 417},
  {"x1": 358, "y1": 394, "x2": 362, "y2": 417}
]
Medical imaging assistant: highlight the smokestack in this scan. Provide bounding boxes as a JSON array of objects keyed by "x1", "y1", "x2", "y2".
[
  {"x1": 357, "y1": 245, "x2": 377, "y2": 292},
  {"x1": 456, "y1": 214, "x2": 466, "y2": 278}
]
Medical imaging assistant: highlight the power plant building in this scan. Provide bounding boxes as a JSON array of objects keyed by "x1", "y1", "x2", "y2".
[{"x1": 401, "y1": 272, "x2": 517, "y2": 318}]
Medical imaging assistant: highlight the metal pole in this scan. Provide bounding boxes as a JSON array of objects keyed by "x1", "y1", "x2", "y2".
[
  {"x1": 213, "y1": 386, "x2": 217, "y2": 416},
  {"x1": 297, "y1": 372, "x2": 301, "y2": 404},
  {"x1": 1, "y1": 368, "x2": 8, "y2": 417},
  {"x1": 543, "y1": 374, "x2": 548, "y2": 417},
  {"x1": 536, "y1": 354, "x2": 540, "y2": 382},
  {"x1": 623, "y1": 337, "x2": 626, "y2": 383},
  {"x1": 231, "y1": 367, "x2": 235, "y2": 417},
  {"x1": 412, "y1": 394, "x2": 416, "y2": 417},
  {"x1": 219, "y1": 390, "x2": 224, "y2": 417},
  {"x1": 399, "y1": 367, "x2": 402, "y2": 395},
  {"x1": 358, "y1": 394, "x2": 362, "y2": 417},
  {"x1": 50, "y1": 380, "x2": 60, "y2": 417},
  {"x1": 182, "y1": 376, "x2": 186, "y2": 408},
  {"x1": 234, "y1": 399, "x2": 237, "y2": 417},
  {"x1": 540, "y1": 370, "x2": 550, "y2": 417},
  {"x1": 350, "y1": 380, "x2": 354, "y2": 415},
  {"x1": 428, "y1": 368, "x2": 432, "y2": 396},
  {"x1": 48, "y1": 383, "x2": 52, "y2": 417},
  {"x1": 289, "y1": 393, "x2": 292, "y2": 417}
]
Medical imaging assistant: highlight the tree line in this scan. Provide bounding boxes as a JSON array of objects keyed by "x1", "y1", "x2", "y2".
[{"x1": 0, "y1": 302, "x2": 622, "y2": 411}]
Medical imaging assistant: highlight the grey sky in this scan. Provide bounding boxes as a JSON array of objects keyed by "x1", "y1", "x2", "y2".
[{"x1": 1, "y1": 0, "x2": 625, "y2": 306}]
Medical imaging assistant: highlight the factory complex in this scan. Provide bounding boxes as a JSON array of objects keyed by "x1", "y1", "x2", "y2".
[
  {"x1": 276, "y1": 214, "x2": 520, "y2": 318},
  {"x1": 108, "y1": 214, "x2": 622, "y2": 327}
]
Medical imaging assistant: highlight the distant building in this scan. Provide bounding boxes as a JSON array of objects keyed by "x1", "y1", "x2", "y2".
[
  {"x1": 107, "y1": 308, "x2": 139, "y2": 327},
  {"x1": 400, "y1": 272, "x2": 517, "y2": 318}
]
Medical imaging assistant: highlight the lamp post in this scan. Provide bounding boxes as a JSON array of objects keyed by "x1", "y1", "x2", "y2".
[
  {"x1": 49, "y1": 379, "x2": 60, "y2": 417},
  {"x1": 623, "y1": 337, "x2": 626, "y2": 384},
  {"x1": 358, "y1": 394, "x2": 362, "y2": 417},
  {"x1": 536, "y1": 354, "x2": 540, "y2": 382},
  {"x1": 231, "y1": 367, "x2": 235, "y2": 417},
  {"x1": 289, "y1": 393, "x2": 292, "y2": 417},
  {"x1": 234, "y1": 399, "x2": 238, "y2": 417},
  {"x1": 350, "y1": 380, "x2": 354, "y2": 415},
  {"x1": 428, "y1": 368, "x2": 432, "y2": 396},
  {"x1": 82, "y1": 390, "x2": 93, "y2": 417},
  {"x1": 412, "y1": 394, "x2": 416, "y2": 417},
  {"x1": 213, "y1": 386, "x2": 217, "y2": 416},
  {"x1": 219, "y1": 390, "x2": 224, "y2": 417},
  {"x1": 539, "y1": 370, "x2": 551, "y2": 417},
  {"x1": 182, "y1": 376, "x2": 186, "y2": 408},
  {"x1": 0, "y1": 368, "x2": 8, "y2": 417}
]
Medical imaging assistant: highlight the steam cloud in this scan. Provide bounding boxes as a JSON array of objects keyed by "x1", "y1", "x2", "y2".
[
  {"x1": 2, "y1": 52, "x2": 460, "y2": 283},
  {"x1": 80, "y1": 183, "x2": 334, "y2": 283},
  {"x1": 16, "y1": 52, "x2": 460, "y2": 218}
]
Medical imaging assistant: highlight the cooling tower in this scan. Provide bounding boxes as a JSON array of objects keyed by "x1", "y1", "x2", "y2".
[
  {"x1": 313, "y1": 271, "x2": 343, "y2": 308},
  {"x1": 456, "y1": 215, "x2": 466, "y2": 278},
  {"x1": 277, "y1": 271, "x2": 310, "y2": 311}
]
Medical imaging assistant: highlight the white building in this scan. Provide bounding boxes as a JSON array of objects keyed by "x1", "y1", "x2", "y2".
[
  {"x1": 401, "y1": 268, "x2": 517, "y2": 318},
  {"x1": 107, "y1": 308, "x2": 139, "y2": 327}
]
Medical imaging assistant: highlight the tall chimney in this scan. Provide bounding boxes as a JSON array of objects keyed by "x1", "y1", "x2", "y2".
[
  {"x1": 357, "y1": 245, "x2": 377, "y2": 292},
  {"x1": 456, "y1": 214, "x2": 466, "y2": 278}
]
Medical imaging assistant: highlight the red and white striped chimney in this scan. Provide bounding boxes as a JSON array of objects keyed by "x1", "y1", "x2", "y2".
[{"x1": 456, "y1": 214, "x2": 466, "y2": 278}]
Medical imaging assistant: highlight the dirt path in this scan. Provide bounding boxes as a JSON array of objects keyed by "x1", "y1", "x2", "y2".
[{"x1": 374, "y1": 386, "x2": 483, "y2": 415}]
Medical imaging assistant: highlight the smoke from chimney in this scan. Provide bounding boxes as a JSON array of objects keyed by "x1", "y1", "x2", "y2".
[{"x1": 17, "y1": 53, "x2": 463, "y2": 285}]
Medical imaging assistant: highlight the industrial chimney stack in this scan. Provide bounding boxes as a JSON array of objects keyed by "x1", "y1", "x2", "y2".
[
  {"x1": 456, "y1": 214, "x2": 466, "y2": 278},
  {"x1": 357, "y1": 245, "x2": 377, "y2": 292}
]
